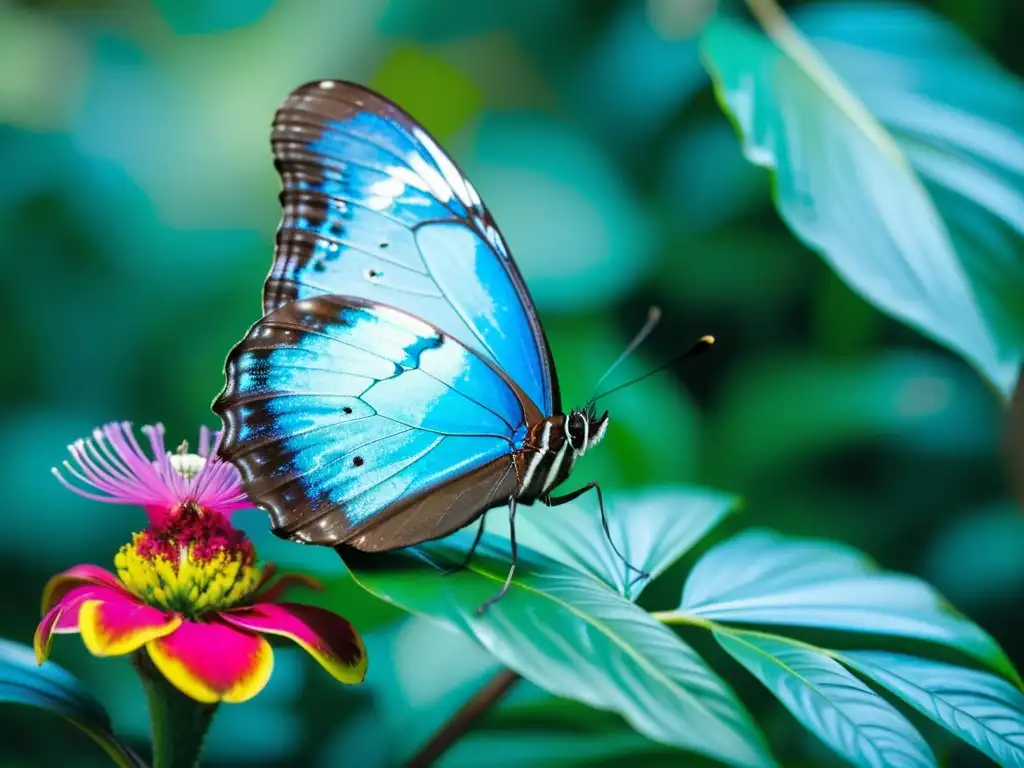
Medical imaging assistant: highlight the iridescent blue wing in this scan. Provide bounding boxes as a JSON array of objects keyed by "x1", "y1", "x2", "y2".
[
  {"x1": 266, "y1": 80, "x2": 559, "y2": 416},
  {"x1": 214, "y1": 295, "x2": 541, "y2": 548}
]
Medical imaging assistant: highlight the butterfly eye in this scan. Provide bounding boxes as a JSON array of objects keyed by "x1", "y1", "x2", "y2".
[{"x1": 566, "y1": 413, "x2": 587, "y2": 451}]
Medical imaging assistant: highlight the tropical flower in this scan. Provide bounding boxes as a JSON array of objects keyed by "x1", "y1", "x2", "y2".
[
  {"x1": 36, "y1": 421, "x2": 367, "y2": 703},
  {"x1": 52, "y1": 421, "x2": 252, "y2": 525}
]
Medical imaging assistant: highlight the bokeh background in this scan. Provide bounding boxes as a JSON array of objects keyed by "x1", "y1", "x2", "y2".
[{"x1": 2, "y1": 0, "x2": 1022, "y2": 765}]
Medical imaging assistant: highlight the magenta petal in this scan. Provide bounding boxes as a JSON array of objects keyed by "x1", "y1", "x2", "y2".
[
  {"x1": 37, "y1": 564, "x2": 126, "y2": 664},
  {"x1": 147, "y1": 619, "x2": 272, "y2": 703},
  {"x1": 54, "y1": 584, "x2": 124, "y2": 630},
  {"x1": 41, "y1": 565, "x2": 128, "y2": 613},
  {"x1": 78, "y1": 594, "x2": 181, "y2": 657},
  {"x1": 34, "y1": 583, "x2": 142, "y2": 664},
  {"x1": 35, "y1": 605, "x2": 64, "y2": 663},
  {"x1": 59, "y1": 564, "x2": 122, "y2": 585},
  {"x1": 222, "y1": 603, "x2": 366, "y2": 684}
]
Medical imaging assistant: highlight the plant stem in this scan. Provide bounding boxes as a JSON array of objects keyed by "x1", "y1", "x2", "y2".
[
  {"x1": 404, "y1": 668, "x2": 520, "y2": 768},
  {"x1": 650, "y1": 610, "x2": 715, "y2": 629},
  {"x1": 131, "y1": 652, "x2": 218, "y2": 768}
]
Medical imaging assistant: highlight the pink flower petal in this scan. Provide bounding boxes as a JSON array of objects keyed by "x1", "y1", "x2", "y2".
[
  {"x1": 146, "y1": 619, "x2": 273, "y2": 703},
  {"x1": 41, "y1": 564, "x2": 128, "y2": 614},
  {"x1": 52, "y1": 421, "x2": 252, "y2": 521},
  {"x1": 34, "y1": 582, "x2": 130, "y2": 662},
  {"x1": 34, "y1": 605, "x2": 66, "y2": 664},
  {"x1": 52, "y1": 421, "x2": 178, "y2": 522},
  {"x1": 78, "y1": 596, "x2": 181, "y2": 657},
  {"x1": 253, "y1": 573, "x2": 323, "y2": 604},
  {"x1": 222, "y1": 603, "x2": 366, "y2": 685},
  {"x1": 189, "y1": 461, "x2": 251, "y2": 518}
]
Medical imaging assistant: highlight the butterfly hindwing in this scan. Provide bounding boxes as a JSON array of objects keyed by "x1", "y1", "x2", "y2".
[
  {"x1": 267, "y1": 79, "x2": 559, "y2": 416},
  {"x1": 214, "y1": 295, "x2": 539, "y2": 548}
]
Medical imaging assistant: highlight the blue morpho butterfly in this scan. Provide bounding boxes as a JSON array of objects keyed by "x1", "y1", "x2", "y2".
[{"x1": 213, "y1": 80, "x2": 712, "y2": 612}]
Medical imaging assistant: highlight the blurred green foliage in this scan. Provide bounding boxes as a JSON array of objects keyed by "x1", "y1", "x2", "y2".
[{"x1": 1, "y1": 0, "x2": 1023, "y2": 766}]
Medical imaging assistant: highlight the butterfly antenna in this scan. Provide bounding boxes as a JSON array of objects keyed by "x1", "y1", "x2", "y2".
[
  {"x1": 587, "y1": 306, "x2": 663, "y2": 404},
  {"x1": 589, "y1": 334, "x2": 715, "y2": 406}
]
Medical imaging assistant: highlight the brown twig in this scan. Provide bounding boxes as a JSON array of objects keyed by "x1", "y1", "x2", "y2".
[{"x1": 404, "y1": 669, "x2": 521, "y2": 767}]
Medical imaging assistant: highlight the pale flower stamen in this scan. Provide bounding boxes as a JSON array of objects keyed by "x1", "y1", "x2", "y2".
[{"x1": 169, "y1": 452, "x2": 206, "y2": 482}]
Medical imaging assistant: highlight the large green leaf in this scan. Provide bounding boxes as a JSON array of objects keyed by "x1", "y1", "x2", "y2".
[
  {"x1": 482, "y1": 485, "x2": 737, "y2": 598},
  {"x1": 0, "y1": 638, "x2": 146, "y2": 768},
  {"x1": 326, "y1": 616, "x2": 678, "y2": 767},
  {"x1": 340, "y1": 533, "x2": 775, "y2": 767},
  {"x1": 665, "y1": 529, "x2": 1018, "y2": 683},
  {"x1": 700, "y1": 12, "x2": 1024, "y2": 396},
  {"x1": 438, "y1": 730, "x2": 674, "y2": 768},
  {"x1": 716, "y1": 631, "x2": 936, "y2": 768},
  {"x1": 841, "y1": 651, "x2": 1024, "y2": 767}
]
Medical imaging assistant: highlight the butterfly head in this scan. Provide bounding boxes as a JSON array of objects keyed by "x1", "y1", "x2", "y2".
[{"x1": 566, "y1": 405, "x2": 609, "y2": 457}]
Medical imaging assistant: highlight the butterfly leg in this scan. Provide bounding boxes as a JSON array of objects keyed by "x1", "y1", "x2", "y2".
[
  {"x1": 545, "y1": 482, "x2": 650, "y2": 587},
  {"x1": 442, "y1": 514, "x2": 487, "y2": 576},
  {"x1": 476, "y1": 496, "x2": 518, "y2": 615}
]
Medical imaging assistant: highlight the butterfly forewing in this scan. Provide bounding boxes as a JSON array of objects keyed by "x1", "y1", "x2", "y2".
[
  {"x1": 215, "y1": 295, "x2": 540, "y2": 548},
  {"x1": 268, "y1": 80, "x2": 559, "y2": 416}
]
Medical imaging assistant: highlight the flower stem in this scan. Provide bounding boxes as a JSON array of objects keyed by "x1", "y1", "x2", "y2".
[
  {"x1": 404, "y1": 668, "x2": 520, "y2": 767},
  {"x1": 132, "y1": 652, "x2": 218, "y2": 768}
]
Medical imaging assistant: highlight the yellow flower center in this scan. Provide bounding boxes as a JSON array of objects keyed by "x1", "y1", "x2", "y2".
[{"x1": 115, "y1": 533, "x2": 262, "y2": 618}]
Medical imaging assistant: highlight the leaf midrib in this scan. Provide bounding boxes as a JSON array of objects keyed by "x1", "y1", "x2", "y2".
[
  {"x1": 351, "y1": 558, "x2": 739, "y2": 730},
  {"x1": 842, "y1": 654, "x2": 1024, "y2": 754},
  {"x1": 720, "y1": 630, "x2": 885, "y2": 762}
]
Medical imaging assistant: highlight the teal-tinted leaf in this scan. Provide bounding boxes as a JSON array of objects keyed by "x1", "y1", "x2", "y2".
[
  {"x1": 794, "y1": 3, "x2": 1024, "y2": 207},
  {"x1": 0, "y1": 639, "x2": 145, "y2": 768},
  {"x1": 671, "y1": 530, "x2": 1018, "y2": 683},
  {"x1": 439, "y1": 730, "x2": 669, "y2": 768},
  {"x1": 341, "y1": 534, "x2": 776, "y2": 767},
  {"x1": 700, "y1": 16, "x2": 1022, "y2": 396},
  {"x1": 842, "y1": 651, "x2": 1024, "y2": 767},
  {"x1": 484, "y1": 486, "x2": 737, "y2": 598},
  {"x1": 793, "y1": 2, "x2": 1024, "y2": 399},
  {"x1": 717, "y1": 631, "x2": 936, "y2": 768},
  {"x1": 330, "y1": 617, "x2": 675, "y2": 767}
]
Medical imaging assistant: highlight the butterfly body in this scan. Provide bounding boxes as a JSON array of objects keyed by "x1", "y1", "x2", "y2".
[
  {"x1": 516, "y1": 408, "x2": 609, "y2": 505},
  {"x1": 215, "y1": 80, "x2": 631, "y2": 600}
]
